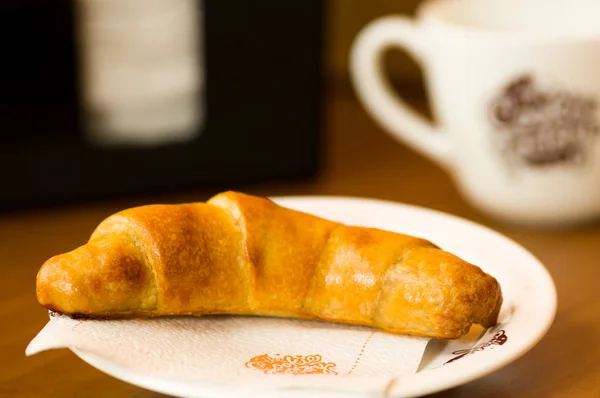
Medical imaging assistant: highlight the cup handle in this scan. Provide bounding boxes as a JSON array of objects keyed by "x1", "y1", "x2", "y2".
[{"x1": 350, "y1": 16, "x2": 451, "y2": 167}]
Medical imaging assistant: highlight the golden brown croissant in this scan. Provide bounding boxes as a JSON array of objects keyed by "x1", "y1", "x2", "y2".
[{"x1": 36, "y1": 191, "x2": 502, "y2": 339}]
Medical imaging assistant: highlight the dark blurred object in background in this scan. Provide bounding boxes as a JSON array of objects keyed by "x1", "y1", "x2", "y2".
[{"x1": 0, "y1": 0, "x2": 324, "y2": 209}]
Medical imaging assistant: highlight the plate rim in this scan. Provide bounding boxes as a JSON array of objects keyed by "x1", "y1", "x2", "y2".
[{"x1": 71, "y1": 195, "x2": 558, "y2": 398}]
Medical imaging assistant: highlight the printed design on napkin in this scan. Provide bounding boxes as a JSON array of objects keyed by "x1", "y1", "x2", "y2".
[
  {"x1": 245, "y1": 354, "x2": 338, "y2": 375},
  {"x1": 347, "y1": 330, "x2": 377, "y2": 375},
  {"x1": 489, "y1": 74, "x2": 599, "y2": 170},
  {"x1": 444, "y1": 329, "x2": 507, "y2": 365}
]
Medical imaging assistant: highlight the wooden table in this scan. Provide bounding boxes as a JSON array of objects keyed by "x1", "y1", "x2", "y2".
[{"x1": 2, "y1": 82, "x2": 599, "y2": 397}]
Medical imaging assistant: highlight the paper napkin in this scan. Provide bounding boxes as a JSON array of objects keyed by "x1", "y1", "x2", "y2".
[{"x1": 27, "y1": 313, "x2": 431, "y2": 396}]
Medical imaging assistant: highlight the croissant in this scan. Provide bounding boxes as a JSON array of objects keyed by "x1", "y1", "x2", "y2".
[{"x1": 36, "y1": 191, "x2": 502, "y2": 339}]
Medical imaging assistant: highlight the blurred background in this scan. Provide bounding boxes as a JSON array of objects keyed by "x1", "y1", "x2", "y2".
[
  {"x1": 4, "y1": 3, "x2": 600, "y2": 396},
  {"x1": 328, "y1": 0, "x2": 422, "y2": 86},
  {"x1": 0, "y1": 0, "x2": 426, "y2": 211}
]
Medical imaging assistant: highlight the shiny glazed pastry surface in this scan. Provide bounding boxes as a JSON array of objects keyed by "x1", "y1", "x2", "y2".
[{"x1": 36, "y1": 191, "x2": 503, "y2": 339}]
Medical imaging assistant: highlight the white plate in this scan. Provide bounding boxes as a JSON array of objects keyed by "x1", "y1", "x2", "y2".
[{"x1": 72, "y1": 196, "x2": 557, "y2": 398}]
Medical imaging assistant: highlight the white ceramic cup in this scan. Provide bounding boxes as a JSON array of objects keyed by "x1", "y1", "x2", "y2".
[{"x1": 350, "y1": 0, "x2": 600, "y2": 227}]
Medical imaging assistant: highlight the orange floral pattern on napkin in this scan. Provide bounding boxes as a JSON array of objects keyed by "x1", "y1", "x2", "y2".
[{"x1": 245, "y1": 354, "x2": 338, "y2": 375}]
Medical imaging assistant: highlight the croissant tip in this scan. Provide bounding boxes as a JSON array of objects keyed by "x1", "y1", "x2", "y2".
[
  {"x1": 474, "y1": 276, "x2": 503, "y2": 330},
  {"x1": 36, "y1": 256, "x2": 57, "y2": 309}
]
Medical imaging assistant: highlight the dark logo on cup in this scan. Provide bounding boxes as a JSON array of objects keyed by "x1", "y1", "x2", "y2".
[{"x1": 489, "y1": 75, "x2": 599, "y2": 168}]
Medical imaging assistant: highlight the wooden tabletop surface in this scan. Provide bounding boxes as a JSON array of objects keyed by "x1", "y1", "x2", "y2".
[{"x1": 2, "y1": 82, "x2": 599, "y2": 397}]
